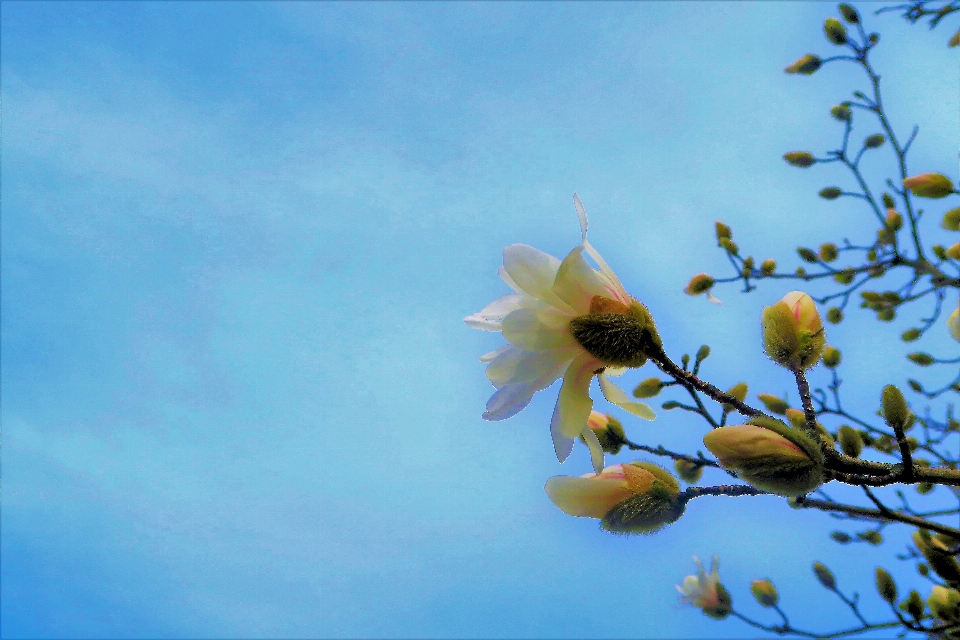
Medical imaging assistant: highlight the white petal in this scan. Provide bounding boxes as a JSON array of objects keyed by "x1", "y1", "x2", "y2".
[
  {"x1": 502, "y1": 244, "x2": 575, "y2": 312},
  {"x1": 464, "y1": 293, "x2": 526, "y2": 331},
  {"x1": 501, "y1": 307, "x2": 576, "y2": 351},
  {"x1": 948, "y1": 306, "x2": 960, "y2": 342},
  {"x1": 482, "y1": 379, "x2": 538, "y2": 421},
  {"x1": 605, "y1": 367, "x2": 627, "y2": 377},
  {"x1": 581, "y1": 424, "x2": 605, "y2": 474},
  {"x1": 552, "y1": 246, "x2": 616, "y2": 314},
  {"x1": 544, "y1": 475, "x2": 631, "y2": 518},
  {"x1": 485, "y1": 346, "x2": 577, "y2": 389},
  {"x1": 574, "y1": 193, "x2": 589, "y2": 243},
  {"x1": 599, "y1": 375, "x2": 656, "y2": 420},
  {"x1": 479, "y1": 345, "x2": 511, "y2": 363},
  {"x1": 550, "y1": 353, "x2": 598, "y2": 462},
  {"x1": 573, "y1": 195, "x2": 630, "y2": 304}
]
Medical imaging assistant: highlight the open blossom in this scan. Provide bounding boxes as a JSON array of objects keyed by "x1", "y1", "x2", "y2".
[
  {"x1": 677, "y1": 555, "x2": 732, "y2": 619},
  {"x1": 465, "y1": 195, "x2": 656, "y2": 470}
]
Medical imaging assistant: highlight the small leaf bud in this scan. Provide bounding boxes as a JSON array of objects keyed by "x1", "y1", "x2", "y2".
[
  {"x1": 795, "y1": 266, "x2": 806, "y2": 277},
  {"x1": 785, "y1": 54, "x2": 822, "y2": 75},
  {"x1": 933, "y1": 244, "x2": 947, "y2": 259},
  {"x1": 674, "y1": 459, "x2": 703, "y2": 484},
  {"x1": 830, "y1": 531, "x2": 852, "y2": 544},
  {"x1": 830, "y1": 104, "x2": 851, "y2": 121},
  {"x1": 662, "y1": 401, "x2": 681, "y2": 410},
  {"x1": 864, "y1": 134, "x2": 885, "y2": 148},
  {"x1": 784, "y1": 151, "x2": 816, "y2": 167},
  {"x1": 901, "y1": 328, "x2": 921, "y2": 342},
  {"x1": 819, "y1": 187, "x2": 842, "y2": 199},
  {"x1": 877, "y1": 227, "x2": 895, "y2": 246},
  {"x1": 875, "y1": 568, "x2": 897, "y2": 603},
  {"x1": 819, "y1": 243, "x2": 838, "y2": 262},
  {"x1": 797, "y1": 247, "x2": 819, "y2": 263},
  {"x1": 681, "y1": 354, "x2": 690, "y2": 368},
  {"x1": 885, "y1": 209, "x2": 903, "y2": 231},
  {"x1": 751, "y1": 579, "x2": 779, "y2": 607},
  {"x1": 822, "y1": 345, "x2": 841, "y2": 368},
  {"x1": 785, "y1": 408, "x2": 807, "y2": 431},
  {"x1": 837, "y1": 425, "x2": 862, "y2": 457},
  {"x1": 860, "y1": 530, "x2": 883, "y2": 545},
  {"x1": 757, "y1": 393, "x2": 789, "y2": 415},
  {"x1": 942, "y1": 207, "x2": 960, "y2": 231},
  {"x1": 838, "y1": 4, "x2": 859, "y2": 23},
  {"x1": 881, "y1": 385, "x2": 910, "y2": 431},
  {"x1": 833, "y1": 268, "x2": 854, "y2": 285},
  {"x1": 918, "y1": 563, "x2": 930, "y2": 576},
  {"x1": 946, "y1": 242, "x2": 960, "y2": 260},
  {"x1": 916, "y1": 482, "x2": 934, "y2": 494},
  {"x1": 715, "y1": 221, "x2": 732, "y2": 241},
  {"x1": 908, "y1": 352, "x2": 935, "y2": 366},
  {"x1": 684, "y1": 273, "x2": 714, "y2": 297},
  {"x1": 900, "y1": 590, "x2": 924, "y2": 621},
  {"x1": 867, "y1": 248, "x2": 877, "y2": 261},
  {"x1": 696, "y1": 345, "x2": 711, "y2": 362},
  {"x1": 824, "y1": 17, "x2": 848, "y2": 44},
  {"x1": 813, "y1": 562, "x2": 837, "y2": 590},
  {"x1": 903, "y1": 173, "x2": 955, "y2": 199},
  {"x1": 882, "y1": 193, "x2": 896, "y2": 209},
  {"x1": 951, "y1": 28, "x2": 960, "y2": 47},
  {"x1": 633, "y1": 377, "x2": 663, "y2": 399},
  {"x1": 760, "y1": 259, "x2": 776, "y2": 275},
  {"x1": 723, "y1": 382, "x2": 748, "y2": 412},
  {"x1": 867, "y1": 33, "x2": 879, "y2": 45},
  {"x1": 826, "y1": 307, "x2": 843, "y2": 324},
  {"x1": 719, "y1": 238, "x2": 739, "y2": 255}
]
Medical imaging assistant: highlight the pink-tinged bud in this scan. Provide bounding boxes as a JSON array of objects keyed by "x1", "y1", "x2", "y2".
[
  {"x1": 584, "y1": 411, "x2": 626, "y2": 454},
  {"x1": 927, "y1": 585, "x2": 960, "y2": 622},
  {"x1": 762, "y1": 291, "x2": 826, "y2": 370},
  {"x1": 702, "y1": 418, "x2": 823, "y2": 496},
  {"x1": 948, "y1": 306, "x2": 960, "y2": 343},
  {"x1": 785, "y1": 54, "x2": 821, "y2": 75},
  {"x1": 545, "y1": 462, "x2": 683, "y2": 534},
  {"x1": 903, "y1": 173, "x2": 955, "y2": 199},
  {"x1": 751, "y1": 579, "x2": 779, "y2": 607},
  {"x1": 950, "y1": 28, "x2": 960, "y2": 47}
]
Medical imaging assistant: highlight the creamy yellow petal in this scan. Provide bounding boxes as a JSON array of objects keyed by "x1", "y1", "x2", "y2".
[
  {"x1": 581, "y1": 424, "x2": 605, "y2": 475},
  {"x1": 599, "y1": 375, "x2": 656, "y2": 420},
  {"x1": 544, "y1": 475, "x2": 631, "y2": 518},
  {"x1": 550, "y1": 353, "x2": 597, "y2": 462},
  {"x1": 501, "y1": 307, "x2": 576, "y2": 351},
  {"x1": 502, "y1": 244, "x2": 575, "y2": 312},
  {"x1": 552, "y1": 246, "x2": 614, "y2": 314}
]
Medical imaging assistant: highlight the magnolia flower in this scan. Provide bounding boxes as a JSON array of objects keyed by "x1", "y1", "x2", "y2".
[
  {"x1": 676, "y1": 555, "x2": 732, "y2": 619},
  {"x1": 465, "y1": 195, "x2": 656, "y2": 470},
  {"x1": 948, "y1": 304, "x2": 960, "y2": 343}
]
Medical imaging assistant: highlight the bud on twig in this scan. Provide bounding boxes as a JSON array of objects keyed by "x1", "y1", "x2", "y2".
[
  {"x1": 822, "y1": 346, "x2": 841, "y2": 368},
  {"x1": 819, "y1": 187, "x2": 842, "y2": 199},
  {"x1": 751, "y1": 579, "x2": 779, "y2": 607},
  {"x1": 813, "y1": 562, "x2": 836, "y2": 590},
  {"x1": 903, "y1": 173, "x2": 955, "y2": 199},
  {"x1": 762, "y1": 291, "x2": 825, "y2": 370},
  {"x1": 784, "y1": 151, "x2": 816, "y2": 167},
  {"x1": 837, "y1": 425, "x2": 862, "y2": 457},
  {"x1": 875, "y1": 567, "x2": 897, "y2": 604},
  {"x1": 881, "y1": 385, "x2": 909, "y2": 431},
  {"x1": 674, "y1": 459, "x2": 703, "y2": 484},
  {"x1": 785, "y1": 54, "x2": 822, "y2": 75},
  {"x1": 757, "y1": 393, "x2": 789, "y2": 415},
  {"x1": 760, "y1": 259, "x2": 776, "y2": 275},
  {"x1": 838, "y1": 4, "x2": 859, "y2": 23},
  {"x1": 864, "y1": 134, "x2": 885, "y2": 148},
  {"x1": 942, "y1": 207, "x2": 960, "y2": 231},
  {"x1": 824, "y1": 18, "x2": 848, "y2": 45},
  {"x1": 633, "y1": 377, "x2": 663, "y2": 399}
]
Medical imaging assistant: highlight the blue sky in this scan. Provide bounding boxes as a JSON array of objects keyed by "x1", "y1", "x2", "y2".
[{"x1": 2, "y1": 2, "x2": 957, "y2": 638}]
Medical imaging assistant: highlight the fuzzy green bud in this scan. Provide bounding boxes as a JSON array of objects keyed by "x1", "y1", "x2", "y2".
[
  {"x1": 751, "y1": 579, "x2": 779, "y2": 607},
  {"x1": 762, "y1": 291, "x2": 825, "y2": 370},
  {"x1": 908, "y1": 352, "x2": 935, "y2": 366},
  {"x1": 882, "y1": 193, "x2": 896, "y2": 209},
  {"x1": 826, "y1": 307, "x2": 843, "y2": 324},
  {"x1": 903, "y1": 173, "x2": 955, "y2": 199},
  {"x1": 916, "y1": 482, "x2": 934, "y2": 494},
  {"x1": 942, "y1": 207, "x2": 960, "y2": 231},
  {"x1": 633, "y1": 377, "x2": 663, "y2": 399},
  {"x1": 885, "y1": 209, "x2": 903, "y2": 231},
  {"x1": 797, "y1": 247, "x2": 819, "y2": 263},
  {"x1": 831, "y1": 103, "x2": 851, "y2": 121},
  {"x1": 824, "y1": 17, "x2": 847, "y2": 44},
  {"x1": 833, "y1": 268, "x2": 854, "y2": 285},
  {"x1": 875, "y1": 568, "x2": 897, "y2": 604},
  {"x1": 837, "y1": 425, "x2": 862, "y2": 457},
  {"x1": 785, "y1": 54, "x2": 822, "y2": 75},
  {"x1": 933, "y1": 244, "x2": 947, "y2": 259},
  {"x1": 831, "y1": 531, "x2": 852, "y2": 544},
  {"x1": 951, "y1": 29, "x2": 960, "y2": 47},
  {"x1": 877, "y1": 308, "x2": 895, "y2": 322},
  {"x1": 569, "y1": 298, "x2": 662, "y2": 368},
  {"x1": 696, "y1": 345, "x2": 711, "y2": 362},
  {"x1": 860, "y1": 530, "x2": 883, "y2": 545},
  {"x1": 819, "y1": 187, "x2": 843, "y2": 199},
  {"x1": 838, "y1": 4, "x2": 859, "y2": 23},
  {"x1": 864, "y1": 134, "x2": 885, "y2": 149},
  {"x1": 757, "y1": 393, "x2": 789, "y2": 415},
  {"x1": 583, "y1": 412, "x2": 627, "y2": 454},
  {"x1": 813, "y1": 562, "x2": 837, "y2": 590},
  {"x1": 818, "y1": 243, "x2": 838, "y2": 262},
  {"x1": 946, "y1": 241, "x2": 960, "y2": 260},
  {"x1": 685, "y1": 273, "x2": 714, "y2": 296},
  {"x1": 927, "y1": 586, "x2": 960, "y2": 623},
  {"x1": 784, "y1": 151, "x2": 816, "y2": 167},
  {"x1": 724, "y1": 383, "x2": 749, "y2": 410},
  {"x1": 674, "y1": 459, "x2": 704, "y2": 484},
  {"x1": 881, "y1": 385, "x2": 909, "y2": 431},
  {"x1": 901, "y1": 328, "x2": 921, "y2": 342},
  {"x1": 715, "y1": 221, "x2": 732, "y2": 241},
  {"x1": 900, "y1": 590, "x2": 924, "y2": 621},
  {"x1": 822, "y1": 345, "x2": 841, "y2": 368},
  {"x1": 760, "y1": 259, "x2": 777, "y2": 275},
  {"x1": 719, "y1": 238, "x2": 738, "y2": 255}
]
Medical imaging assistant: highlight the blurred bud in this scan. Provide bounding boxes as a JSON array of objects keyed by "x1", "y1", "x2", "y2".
[
  {"x1": 933, "y1": 244, "x2": 947, "y2": 259},
  {"x1": 824, "y1": 17, "x2": 847, "y2": 44},
  {"x1": 826, "y1": 307, "x2": 843, "y2": 324},
  {"x1": 674, "y1": 459, "x2": 703, "y2": 484},
  {"x1": 819, "y1": 243, "x2": 838, "y2": 262},
  {"x1": 838, "y1": 4, "x2": 859, "y2": 23},
  {"x1": 677, "y1": 556, "x2": 732, "y2": 619},
  {"x1": 882, "y1": 193, "x2": 896, "y2": 209},
  {"x1": 916, "y1": 482, "x2": 934, "y2": 494},
  {"x1": 951, "y1": 28, "x2": 960, "y2": 47},
  {"x1": 757, "y1": 393, "x2": 789, "y2": 415},
  {"x1": 785, "y1": 54, "x2": 822, "y2": 75},
  {"x1": 875, "y1": 568, "x2": 897, "y2": 604},
  {"x1": 908, "y1": 352, "x2": 935, "y2": 366},
  {"x1": 881, "y1": 385, "x2": 909, "y2": 430},
  {"x1": 797, "y1": 247, "x2": 819, "y2": 263},
  {"x1": 715, "y1": 221, "x2": 732, "y2": 241},
  {"x1": 940, "y1": 207, "x2": 960, "y2": 231},
  {"x1": 719, "y1": 238, "x2": 739, "y2": 255},
  {"x1": 837, "y1": 425, "x2": 862, "y2": 457},
  {"x1": 901, "y1": 328, "x2": 921, "y2": 342},
  {"x1": 831, "y1": 531, "x2": 852, "y2": 544},
  {"x1": 860, "y1": 530, "x2": 883, "y2": 545},
  {"x1": 751, "y1": 579, "x2": 779, "y2": 607},
  {"x1": 867, "y1": 248, "x2": 878, "y2": 261},
  {"x1": 545, "y1": 462, "x2": 684, "y2": 534},
  {"x1": 864, "y1": 134, "x2": 885, "y2": 149},
  {"x1": 868, "y1": 33, "x2": 879, "y2": 45},
  {"x1": 822, "y1": 345, "x2": 841, "y2": 368},
  {"x1": 813, "y1": 562, "x2": 837, "y2": 590},
  {"x1": 948, "y1": 306, "x2": 960, "y2": 343},
  {"x1": 833, "y1": 268, "x2": 854, "y2": 285},
  {"x1": 583, "y1": 411, "x2": 626, "y2": 454},
  {"x1": 784, "y1": 151, "x2": 816, "y2": 167},
  {"x1": 819, "y1": 187, "x2": 842, "y2": 199},
  {"x1": 784, "y1": 408, "x2": 806, "y2": 431},
  {"x1": 919, "y1": 563, "x2": 930, "y2": 576},
  {"x1": 946, "y1": 242, "x2": 960, "y2": 260},
  {"x1": 885, "y1": 209, "x2": 903, "y2": 231},
  {"x1": 633, "y1": 377, "x2": 663, "y2": 399},
  {"x1": 796, "y1": 267, "x2": 807, "y2": 278},
  {"x1": 927, "y1": 585, "x2": 960, "y2": 623},
  {"x1": 724, "y1": 382, "x2": 748, "y2": 406},
  {"x1": 830, "y1": 104, "x2": 851, "y2": 121},
  {"x1": 877, "y1": 227, "x2": 895, "y2": 246},
  {"x1": 703, "y1": 417, "x2": 824, "y2": 496},
  {"x1": 877, "y1": 308, "x2": 895, "y2": 322},
  {"x1": 762, "y1": 291, "x2": 825, "y2": 370},
  {"x1": 900, "y1": 589, "x2": 925, "y2": 621},
  {"x1": 903, "y1": 173, "x2": 955, "y2": 199},
  {"x1": 696, "y1": 345, "x2": 711, "y2": 362},
  {"x1": 757, "y1": 259, "x2": 775, "y2": 276},
  {"x1": 741, "y1": 257, "x2": 755, "y2": 277},
  {"x1": 914, "y1": 529, "x2": 960, "y2": 586}
]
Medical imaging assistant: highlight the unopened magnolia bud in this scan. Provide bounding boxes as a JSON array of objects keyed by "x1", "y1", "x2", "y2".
[
  {"x1": 584, "y1": 411, "x2": 627, "y2": 454},
  {"x1": 949, "y1": 307, "x2": 960, "y2": 342},
  {"x1": 819, "y1": 243, "x2": 838, "y2": 262},
  {"x1": 901, "y1": 328, "x2": 921, "y2": 342},
  {"x1": 951, "y1": 28, "x2": 960, "y2": 47},
  {"x1": 819, "y1": 187, "x2": 842, "y2": 199},
  {"x1": 724, "y1": 382, "x2": 748, "y2": 406},
  {"x1": 867, "y1": 248, "x2": 878, "y2": 261},
  {"x1": 719, "y1": 238, "x2": 738, "y2": 255},
  {"x1": 797, "y1": 247, "x2": 818, "y2": 263},
  {"x1": 757, "y1": 393, "x2": 789, "y2": 415},
  {"x1": 822, "y1": 346, "x2": 841, "y2": 368},
  {"x1": 569, "y1": 298, "x2": 662, "y2": 368},
  {"x1": 875, "y1": 568, "x2": 897, "y2": 603},
  {"x1": 881, "y1": 385, "x2": 909, "y2": 430},
  {"x1": 813, "y1": 562, "x2": 836, "y2": 590},
  {"x1": 837, "y1": 425, "x2": 862, "y2": 457},
  {"x1": 761, "y1": 259, "x2": 777, "y2": 275},
  {"x1": 685, "y1": 273, "x2": 714, "y2": 296},
  {"x1": 877, "y1": 227, "x2": 895, "y2": 246},
  {"x1": 674, "y1": 459, "x2": 703, "y2": 484},
  {"x1": 946, "y1": 242, "x2": 960, "y2": 260},
  {"x1": 633, "y1": 377, "x2": 663, "y2": 399},
  {"x1": 900, "y1": 590, "x2": 924, "y2": 621},
  {"x1": 702, "y1": 418, "x2": 824, "y2": 496},
  {"x1": 877, "y1": 308, "x2": 895, "y2": 322},
  {"x1": 933, "y1": 244, "x2": 947, "y2": 259},
  {"x1": 784, "y1": 151, "x2": 815, "y2": 167},
  {"x1": 903, "y1": 173, "x2": 955, "y2": 199},
  {"x1": 831, "y1": 531, "x2": 852, "y2": 544},
  {"x1": 838, "y1": 4, "x2": 859, "y2": 23},
  {"x1": 860, "y1": 530, "x2": 883, "y2": 545},
  {"x1": 696, "y1": 345, "x2": 711, "y2": 362},
  {"x1": 826, "y1": 307, "x2": 843, "y2": 324},
  {"x1": 741, "y1": 257, "x2": 755, "y2": 277},
  {"x1": 927, "y1": 585, "x2": 960, "y2": 623},
  {"x1": 830, "y1": 104, "x2": 851, "y2": 121},
  {"x1": 864, "y1": 134, "x2": 885, "y2": 148},
  {"x1": 824, "y1": 17, "x2": 847, "y2": 44},
  {"x1": 908, "y1": 352, "x2": 934, "y2": 366},
  {"x1": 885, "y1": 209, "x2": 903, "y2": 231},
  {"x1": 785, "y1": 54, "x2": 822, "y2": 74},
  {"x1": 715, "y1": 221, "x2": 732, "y2": 241},
  {"x1": 942, "y1": 207, "x2": 960, "y2": 231},
  {"x1": 833, "y1": 268, "x2": 854, "y2": 285},
  {"x1": 914, "y1": 530, "x2": 960, "y2": 586},
  {"x1": 762, "y1": 291, "x2": 825, "y2": 370},
  {"x1": 751, "y1": 579, "x2": 779, "y2": 607},
  {"x1": 882, "y1": 192, "x2": 896, "y2": 209}
]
